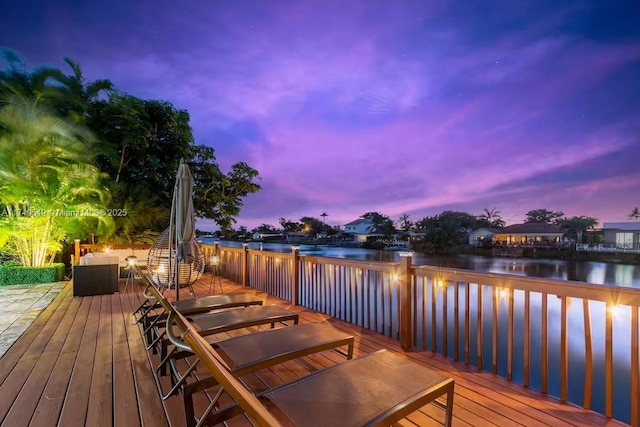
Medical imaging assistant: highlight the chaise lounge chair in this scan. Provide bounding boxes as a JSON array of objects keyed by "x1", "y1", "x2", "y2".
[
  {"x1": 139, "y1": 269, "x2": 359, "y2": 426},
  {"x1": 171, "y1": 309, "x2": 456, "y2": 427},
  {"x1": 139, "y1": 277, "x2": 300, "y2": 378},
  {"x1": 139, "y1": 293, "x2": 266, "y2": 348},
  {"x1": 179, "y1": 321, "x2": 355, "y2": 426}
]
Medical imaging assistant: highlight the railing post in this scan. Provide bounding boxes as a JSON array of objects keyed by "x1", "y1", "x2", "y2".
[
  {"x1": 242, "y1": 243, "x2": 249, "y2": 287},
  {"x1": 291, "y1": 246, "x2": 300, "y2": 305},
  {"x1": 74, "y1": 239, "x2": 81, "y2": 264},
  {"x1": 399, "y1": 251, "x2": 414, "y2": 350}
]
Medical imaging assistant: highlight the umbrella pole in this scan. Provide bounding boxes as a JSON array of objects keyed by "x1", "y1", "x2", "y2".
[{"x1": 170, "y1": 183, "x2": 179, "y2": 301}]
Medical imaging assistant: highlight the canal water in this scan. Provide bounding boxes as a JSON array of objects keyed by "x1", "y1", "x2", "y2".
[{"x1": 204, "y1": 240, "x2": 638, "y2": 422}]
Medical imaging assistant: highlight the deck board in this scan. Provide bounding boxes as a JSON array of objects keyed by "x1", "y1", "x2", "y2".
[
  {"x1": 0, "y1": 274, "x2": 630, "y2": 427},
  {"x1": 58, "y1": 296, "x2": 101, "y2": 427},
  {"x1": 85, "y1": 295, "x2": 114, "y2": 427}
]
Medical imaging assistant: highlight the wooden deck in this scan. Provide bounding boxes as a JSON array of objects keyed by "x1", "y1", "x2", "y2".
[{"x1": 0, "y1": 274, "x2": 630, "y2": 427}]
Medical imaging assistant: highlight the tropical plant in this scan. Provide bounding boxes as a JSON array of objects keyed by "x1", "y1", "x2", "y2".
[
  {"x1": 438, "y1": 211, "x2": 477, "y2": 245},
  {"x1": 0, "y1": 50, "x2": 113, "y2": 122},
  {"x1": 477, "y1": 207, "x2": 506, "y2": 228},
  {"x1": 279, "y1": 217, "x2": 303, "y2": 233},
  {"x1": 0, "y1": 98, "x2": 112, "y2": 266},
  {"x1": 253, "y1": 224, "x2": 278, "y2": 234},
  {"x1": 320, "y1": 211, "x2": 328, "y2": 223},
  {"x1": 234, "y1": 225, "x2": 249, "y2": 240},
  {"x1": 2, "y1": 52, "x2": 262, "y2": 242},
  {"x1": 99, "y1": 181, "x2": 163, "y2": 244},
  {"x1": 415, "y1": 210, "x2": 477, "y2": 249},
  {"x1": 299, "y1": 216, "x2": 328, "y2": 236},
  {"x1": 628, "y1": 207, "x2": 640, "y2": 220},
  {"x1": 0, "y1": 50, "x2": 60, "y2": 106},
  {"x1": 361, "y1": 212, "x2": 396, "y2": 237},
  {"x1": 43, "y1": 57, "x2": 114, "y2": 123},
  {"x1": 558, "y1": 216, "x2": 598, "y2": 244},
  {"x1": 524, "y1": 208, "x2": 564, "y2": 224},
  {"x1": 397, "y1": 213, "x2": 413, "y2": 232},
  {"x1": 87, "y1": 88, "x2": 261, "y2": 239}
]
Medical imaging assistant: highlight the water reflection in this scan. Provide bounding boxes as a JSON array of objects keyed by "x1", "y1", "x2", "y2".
[{"x1": 208, "y1": 240, "x2": 640, "y2": 288}]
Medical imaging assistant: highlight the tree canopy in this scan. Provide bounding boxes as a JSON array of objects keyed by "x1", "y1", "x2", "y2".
[
  {"x1": 361, "y1": 212, "x2": 396, "y2": 237},
  {"x1": 0, "y1": 50, "x2": 261, "y2": 261},
  {"x1": 0, "y1": 98, "x2": 112, "y2": 266},
  {"x1": 558, "y1": 216, "x2": 598, "y2": 243},
  {"x1": 476, "y1": 207, "x2": 505, "y2": 228},
  {"x1": 524, "y1": 208, "x2": 564, "y2": 224}
]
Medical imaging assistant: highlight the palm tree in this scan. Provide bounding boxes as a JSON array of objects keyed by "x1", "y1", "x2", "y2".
[
  {"x1": 628, "y1": 207, "x2": 640, "y2": 220},
  {"x1": 478, "y1": 207, "x2": 505, "y2": 228},
  {"x1": 45, "y1": 57, "x2": 114, "y2": 122},
  {"x1": 0, "y1": 51, "x2": 113, "y2": 119},
  {"x1": 398, "y1": 213, "x2": 413, "y2": 232},
  {"x1": 320, "y1": 212, "x2": 328, "y2": 223},
  {"x1": 558, "y1": 216, "x2": 598, "y2": 244},
  {"x1": 0, "y1": 98, "x2": 111, "y2": 266}
]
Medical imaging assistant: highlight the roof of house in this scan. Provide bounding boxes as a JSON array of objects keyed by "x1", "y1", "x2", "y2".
[
  {"x1": 602, "y1": 222, "x2": 640, "y2": 230},
  {"x1": 344, "y1": 218, "x2": 371, "y2": 227},
  {"x1": 470, "y1": 227, "x2": 502, "y2": 234},
  {"x1": 497, "y1": 223, "x2": 563, "y2": 234}
]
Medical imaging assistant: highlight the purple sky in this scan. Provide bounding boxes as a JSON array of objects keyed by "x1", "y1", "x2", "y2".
[{"x1": 2, "y1": 1, "x2": 640, "y2": 230}]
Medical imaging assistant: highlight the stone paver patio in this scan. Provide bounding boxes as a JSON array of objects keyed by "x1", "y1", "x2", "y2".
[{"x1": 0, "y1": 281, "x2": 67, "y2": 357}]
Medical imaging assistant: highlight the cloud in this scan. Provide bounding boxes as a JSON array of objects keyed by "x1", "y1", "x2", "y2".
[{"x1": 3, "y1": 0, "x2": 639, "y2": 230}]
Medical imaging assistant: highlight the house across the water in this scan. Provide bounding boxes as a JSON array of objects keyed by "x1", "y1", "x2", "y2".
[
  {"x1": 601, "y1": 222, "x2": 640, "y2": 249},
  {"x1": 469, "y1": 223, "x2": 564, "y2": 246}
]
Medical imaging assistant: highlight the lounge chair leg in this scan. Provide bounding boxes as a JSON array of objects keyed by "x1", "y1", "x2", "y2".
[
  {"x1": 133, "y1": 298, "x2": 149, "y2": 315},
  {"x1": 444, "y1": 386, "x2": 455, "y2": 427},
  {"x1": 135, "y1": 299, "x2": 157, "y2": 320},
  {"x1": 143, "y1": 315, "x2": 163, "y2": 347},
  {"x1": 195, "y1": 387, "x2": 224, "y2": 427},
  {"x1": 162, "y1": 360, "x2": 199, "y2": 400},
  {"x1": 184, "y1": 389, "x2": 196, "y2": 427},
  {"x1": 156, "y1": 347, "x2": 177, "y2": 377},
  {"x1": 146, "y1": 331, "x2": 164, "y2": 353}
]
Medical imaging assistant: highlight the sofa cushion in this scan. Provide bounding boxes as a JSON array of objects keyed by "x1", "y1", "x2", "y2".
[
  {"x1": 80, "y1": 249, "x2": 149, "y2": 267},
  {"x1": 82, "y1": 254, "x2": 119, "y2": 266}
]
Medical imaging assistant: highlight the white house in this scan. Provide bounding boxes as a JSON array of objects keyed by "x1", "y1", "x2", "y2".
[
  {"x1": 602, "y1": 222, "x2": 640, "y2": 249},
  {"x1": 343, "y1": 218, "x2": 380, "y2": 242}
]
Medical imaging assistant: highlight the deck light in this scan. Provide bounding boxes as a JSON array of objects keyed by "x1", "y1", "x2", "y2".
[
  {"x1": 209, "y1": 254, "x2": 220, "y2": 266},
  {"x1": 608, "y1": 304, "x2": 621, "y2": 317}
]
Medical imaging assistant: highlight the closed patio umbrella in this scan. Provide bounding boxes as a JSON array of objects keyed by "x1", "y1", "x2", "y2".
[
  {"x1": 170, "y1": 158, "x2": 197, "y2": 300},
  {"x1": 146, "y1": 159, "x2": 204, "y2": 298}
]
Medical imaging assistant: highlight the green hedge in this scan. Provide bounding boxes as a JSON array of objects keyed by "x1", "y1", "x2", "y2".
[{"x1": 0, "y1": 263, "x2": 65, "y2": 286}]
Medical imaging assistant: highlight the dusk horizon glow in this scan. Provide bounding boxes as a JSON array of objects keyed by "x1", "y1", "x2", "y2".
[{"x1": 2, "y1": 1, "x2": 639, "y2": 230}]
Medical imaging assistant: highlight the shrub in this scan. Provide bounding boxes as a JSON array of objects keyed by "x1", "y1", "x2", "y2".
[{"x1": 0, "y1": 263, "x2": 65, "y2": 286}]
